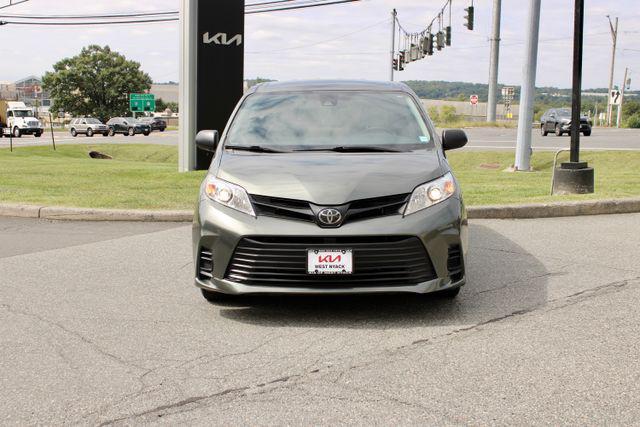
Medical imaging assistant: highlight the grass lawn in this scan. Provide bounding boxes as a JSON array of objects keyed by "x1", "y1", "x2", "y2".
[{"x1": 1, "y1": 144, "x2": 639, "y2": 209}]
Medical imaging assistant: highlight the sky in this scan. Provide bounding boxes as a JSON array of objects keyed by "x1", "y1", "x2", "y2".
[{"x1": 0, "y1": 0, "x2": 638, "y2": 90}]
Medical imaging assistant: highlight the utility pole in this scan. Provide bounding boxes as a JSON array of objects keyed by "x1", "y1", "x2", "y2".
[
  {"x1": 390, "y1": 9, "x2": 397, "y2": 82},
  {"x1": 514, "y1": 0, "x2": 541, "y2": 171},
  {"x1": 616, "y1": 67, "x2": 629, "y2": 128},
  {"x1": 486, "y1": 0, "x2": 501, "y2": 122},
  {"x1": 606, "y1": 15, "x2": 618, "y2": 127}
]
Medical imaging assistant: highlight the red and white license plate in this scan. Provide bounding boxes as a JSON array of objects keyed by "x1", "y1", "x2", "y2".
[{"x1": 307, "y1": 249, "x2": 353, "y2": 275}]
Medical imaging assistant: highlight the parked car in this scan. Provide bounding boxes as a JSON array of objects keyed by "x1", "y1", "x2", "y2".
[
  {"x1": 69, "y1": 118, "x2": 110, "y2": 137},
  {"x1": 192, "y1": 80, "x2": 469, "y2": 303},
  {"x1": 106, "y1": 117, "x2": 151, "y2": 136},
  {"x1": 138, "y1": 116, "x2": 167, "y2": 132},
  {"x1": 540, "y1": 108, "x2": 591, "y2": 137}
]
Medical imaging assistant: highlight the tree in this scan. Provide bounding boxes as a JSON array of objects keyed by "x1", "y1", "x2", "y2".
[{"x1": 42, "y1": 45, "x2": 152, "y2": 121}]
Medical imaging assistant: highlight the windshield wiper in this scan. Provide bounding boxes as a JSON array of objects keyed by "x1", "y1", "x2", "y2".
[
  {"x1": 225, "y1": 145, "x2": 286, "y2": 153},
  {"x1": 294, "y1": 146, "x2": 406, "y2": 153}
]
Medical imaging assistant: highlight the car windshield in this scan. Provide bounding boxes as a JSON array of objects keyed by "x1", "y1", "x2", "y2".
[
  {"x1": 86, "y1": 118, "x2": 101, "y2": 124},
  {"x1": 124, "y1": 118, "x2": 139, "y2": 124},
  {"x1": 557, "y1": 109, "x2": 571, "y2": 117},
  {"x1": 226, "y1": 91, "x2": 433, "y2": 150},
  {"x1": 14, "y1": 110, "x2": 32, "y2": 118}
]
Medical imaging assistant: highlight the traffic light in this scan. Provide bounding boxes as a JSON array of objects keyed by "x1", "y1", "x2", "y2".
[
  {"x1": 445, "y1": 26, "x2": 452, "y2": 46},
  {"x1": 425, "y1": 33, "x2": 434, "y2": 55},
  {"x1": 436, "y1": 31, "x2": 445, "y2": 50},
  {"x1": 464, "y1": 6, "x2": 474, "y2": 30},
  {"x1": 398, "y1": 51, "x2": 406, "y2": 70},
  {"x1": 392, "y1": 58, "x2": 398, "y2": 71}
]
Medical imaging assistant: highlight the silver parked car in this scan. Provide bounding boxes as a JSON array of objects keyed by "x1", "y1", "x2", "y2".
[{"x1": 69, "y1": 118, "x2": 110, "y2": 137}]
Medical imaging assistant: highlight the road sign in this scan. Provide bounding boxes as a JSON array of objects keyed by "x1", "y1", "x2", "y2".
[
  {"x1": 470, "y1": 94, "x2": 479, "y2": 105},
  {"x1": 129, "y1": 93, "x2": 156, "y2": 112},
  {"x1": 610, "y1": 89, "x2": 622, "y2": 106}
]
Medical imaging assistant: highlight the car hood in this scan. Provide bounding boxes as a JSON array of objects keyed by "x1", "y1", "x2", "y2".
[{"x1": 216, "y1": 150, "x2": 445, "y2": 205}]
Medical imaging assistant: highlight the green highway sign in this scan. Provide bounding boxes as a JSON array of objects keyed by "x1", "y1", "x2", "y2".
[{"x1": 129, "y1": 93, "x2": 156, "y2": 112}]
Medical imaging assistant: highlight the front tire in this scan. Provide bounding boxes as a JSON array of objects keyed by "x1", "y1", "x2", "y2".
[
  {"x1": 13, "y1": 127, "x2": 21, "y2": 138},
  {"x1": 160, "y1": 128, "x2": 165, "y2": 132},
  {"x1": 70, "y1": 128, "x2": 78, "y2": 137},
  {"x1": 108, "y1": 128, "x2": 115, "y2": 137},
  {"x1": 201, "y1": 289, "x2": 236, "y2": 304},
  {"x1": 583, "y1": 130, "x2": 591, "y2": 137},
  {"x1": 128, "y1": 127, "x2": 135, "y2": 136},
  {"x1": 432, "y1": 286, "x2": 461, "y2": 299},
  {"x1": 143, "y1": 131, "x2": 150, "y2": 136},
  {"x1": 34, "y1": 132, "x2": 42, "y2": 138},
  {"x1": 555, "y1": 124, "x2": 563, "y2": 137},
  {"x1": 541, "y1": 125, "x2": 548, "y2": 136},
  {"x1": 86, "y1": 128, "x2": 94, "y2": 137}
]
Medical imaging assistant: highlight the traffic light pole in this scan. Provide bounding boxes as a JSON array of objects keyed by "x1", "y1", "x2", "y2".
[
  {"x1": 551, "y1": 0, "x2": 594, "y2": 194},
  {"x1": 390, "y1": 9, "x2": 396, "y2": 82},
  {"x1": 616, "y1": 67, "x2": 628, "y2": 128},
  {"x1": 486, "y1": 0, "x2": 501, "y2": 122}
]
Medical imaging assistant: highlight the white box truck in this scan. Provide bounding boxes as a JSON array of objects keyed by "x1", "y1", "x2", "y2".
[{"x1": 0, "y1": 100, "x2": 44, "y2": 138}]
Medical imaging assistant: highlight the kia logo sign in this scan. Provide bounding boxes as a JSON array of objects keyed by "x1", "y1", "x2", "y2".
[
  {"x1": 318, "y1": 254, "x2": 342, "y2": 263},
  {"x1": 317, "y1": 208, "x2": 342, "y2": 226},
  {"x1": 202, "y1": 32, "x2": 243, "y2": 46}
]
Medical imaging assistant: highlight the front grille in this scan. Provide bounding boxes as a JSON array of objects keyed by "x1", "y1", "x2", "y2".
[
  {"x1": 447, "y1": 244, "x2": 464, "y2": 282},
  {"x1": 28, "y1": 121, "x2": 39, "y2": 127},
  {"x1": 225, "y1": 236, "x2": 437, "y2": 288},
  {"x1": 198, "y1": 248, "x2": 214, "y2": 280},
  {"x1": 251, "y1": 193, "x2": 410, "y2": 226}
]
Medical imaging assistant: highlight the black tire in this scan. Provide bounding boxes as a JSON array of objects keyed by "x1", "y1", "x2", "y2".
[
  {"x1": 201, "y1": 289, "x2": 236, "y2": 303},
  {"x1": 541, "y1": 124, "x2": 548, "y2": 136},
  {"x1": 128, "y1": 127, "x2": 135, "y2": 136},
  {"x1": 34, "y1": 132, "x2": 42, "y2": 138},
  {"x1": 70, "y1": 128, "x2": 77, "y2": 137},
  {"x1": 108, "y1": 128, "x2": 115, "y2": 137},
  {"x1": 160, "y1": 128, "x2": 165, "y2": 132},
  {"x1": 432, "y1": 286, "x2": 461, "y2": 299},
  {"x1": 583, "y1": 130, "x2": 591, "y2": 137},
  {"x1": 555, "y1": 124, "x2": 563, "y2": 137},
  {"x1": 102, "y1": 132, "x2": 109, "y2": 137},
  {"x1": 143, "y1": 131, "x2": 150, "y2": 136},
  {"x1": 86, "y1": 128, "x2": 94, "y2": 137},
  {"x1": 13, "y1": 127, "x2": 21, "y2": 138}
]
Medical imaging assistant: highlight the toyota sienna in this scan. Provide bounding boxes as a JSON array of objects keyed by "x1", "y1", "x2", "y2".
[{"x1": 193, "y1": 80, "x2": 468, "y2": 302}]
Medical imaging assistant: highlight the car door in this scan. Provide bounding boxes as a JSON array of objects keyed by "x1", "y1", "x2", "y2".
[{"x1": 80, "y1": 119, "x2": 88, "y2": 133}]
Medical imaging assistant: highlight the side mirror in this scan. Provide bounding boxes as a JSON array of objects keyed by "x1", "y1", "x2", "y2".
[
  {"x1": 442, "y1": 129, "x2": 468, "y2": 151},
  {"x1": 195, "y1": 130, "x2": 219, "y2": 153}
]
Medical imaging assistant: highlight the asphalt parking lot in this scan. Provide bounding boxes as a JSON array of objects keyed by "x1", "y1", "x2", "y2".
[
  {"x1": 1, "y1": 214, "x2": 639, "y2": 424},
  {"x1": 2, "y1": 127, "x2": 639, "y2": 151}
]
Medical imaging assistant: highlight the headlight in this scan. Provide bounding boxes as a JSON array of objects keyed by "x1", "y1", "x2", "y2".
[
  {"x1": 204, "y1": 176, "x2": 255, "y2": 217},
  {"x1": 404, "y1": 172, "x2": 456, "y2": 216}
]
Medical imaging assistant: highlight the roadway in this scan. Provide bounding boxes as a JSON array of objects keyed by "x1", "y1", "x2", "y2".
[
  {"x1": 2, "y1": 127, "x2": 639, "y2": 151},
  {"x1": 1, "y1": 214, "x2": 639, "y2": 424}
]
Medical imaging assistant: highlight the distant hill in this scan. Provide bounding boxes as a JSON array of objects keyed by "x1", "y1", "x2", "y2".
[{"x1": 403, "y1": 80, "x2": 637, "y2": 103}]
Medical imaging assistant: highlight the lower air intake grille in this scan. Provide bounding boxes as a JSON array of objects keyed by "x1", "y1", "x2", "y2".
[
  {"x1": 447, "y1": 244, "x2": 464, "y2": 282},
  {"x1": 198, "y1": 248, "x2": 214, "y2": 280},
  {"x1": 225, "y1": 236, "x2": 437, "y2": 288}
]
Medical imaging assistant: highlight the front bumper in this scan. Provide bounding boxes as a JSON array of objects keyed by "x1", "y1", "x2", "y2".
[
  {"x1": 193, "y1": 196, "x2": 468, "y2": 295},
  {"x1": 560, "y1": 123, "x2": 591, "y2": 132}
]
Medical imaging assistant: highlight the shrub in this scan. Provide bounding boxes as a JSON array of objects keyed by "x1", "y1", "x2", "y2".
[{"x1": 624, "y1": 113, "x2": 640, "y2": 129}]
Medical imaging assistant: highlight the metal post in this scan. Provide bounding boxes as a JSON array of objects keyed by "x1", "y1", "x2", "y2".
[
  {"x1": 487, "y1": 0, "x2": 501, "y2": 122},
  {"x1": 178, "y1": 0, "x2": 198, "y2": 172},
  {"x1": 616, "y1": 67, "x2": 628, "y2": 128},
  {"x1": 606, "y1": 16, "x2": 618, "y2": 127},
  {"x1": 48, "y1": 112, "x2": 56, "y2": 151},
  {"x1": 390, "y1": 9, "x2": 397, "y2": 82},
  {"x1": 569, "y1": 0, "x2": 583, "y2": 163},
  {"x1": 514, "y1": 0, "x2": 541, "y2": 171}
]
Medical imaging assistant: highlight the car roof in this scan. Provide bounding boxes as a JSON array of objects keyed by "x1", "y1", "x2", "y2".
[{"x1": 250, "y1": 79, "x2": 414, "y2": 94}]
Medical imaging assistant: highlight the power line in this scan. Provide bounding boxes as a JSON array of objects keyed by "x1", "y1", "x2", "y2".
[
  {"x1": 0, "y1": 17, "x2": 179, "y2": 26},
  {"x1": 247, "y1": 0, "x2": 361, "y2": 14},
  {"x1": 0, "y1": 0, "x2": 28, "y2": 10}
]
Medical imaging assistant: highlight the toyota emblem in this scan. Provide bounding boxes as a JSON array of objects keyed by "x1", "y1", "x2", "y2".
[{"x1": 317, "y1": 208, "x2": 342, "y2": 226}]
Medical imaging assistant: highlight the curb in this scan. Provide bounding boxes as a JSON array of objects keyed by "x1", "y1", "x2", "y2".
[
  {"x1": 1, "y1": 198, "x2": 639, "y2": 222},
  {"x1": 467, "y1": 197, "x2": 640, "y2": 219}
]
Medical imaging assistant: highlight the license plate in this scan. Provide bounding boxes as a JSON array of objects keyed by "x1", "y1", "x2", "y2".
[{"x1": 307, "y1": 249, "x2": 353, "y2": 275}]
